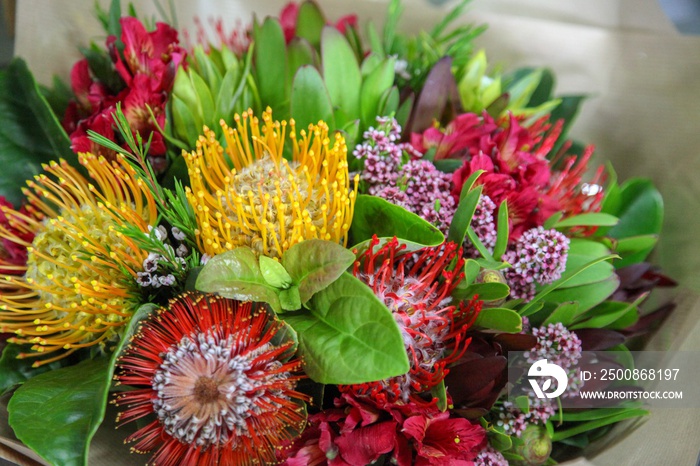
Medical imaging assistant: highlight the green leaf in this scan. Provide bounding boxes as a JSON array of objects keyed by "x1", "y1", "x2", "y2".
[
  {"x1": 474, "y1": 307, "x2": 522, "y2": 333},
  {"x1": 542, "y1": 301, "x2": 580, "y2": 327},
  {"x1": 493, "y1": 200, "x2": 509, "y2": 260},
  {"x1": 254, "y1": 18, "x2": 288, "y2": 110},
  {"x1": 287, "y1": 38, "x2": 317, "y2": 88},
  {"x1": 0, "y1": 59, "x2": 79, "y2": 205},
  {"x1": 561, "y1": 404, "x2": 643, "y2": 422},
  {"x1": 296, "y1": 1, "x2": 327, "y2": 49},
  {"x1": 259, "y1": 255, "x2": 293, "y2": 289},
  {"x1": 280, "y1": 285, "x2": 302, "y2": 311},
  {"x1": 8, "y1": 303, "x2": 155, "y2": 466},
  {"x1": 360, "y1": 58, "x2": 395, "y2": 128},
  {"x1": 283, "y1": 272, "x2": 409, "y2": 384},
  {"x1": 464, "y1": 259, "x2": 481, "y2": 285},
  {"x1": 515, "y1": 395, "x2": 530, "y2": 413},
  {"x1": 612, "y1": 235, "x2": 658, "y2": 256},
  {"x1": 195, "y1": 248, "x2": 282, "y2": 312},
  {"x1": 552, "y1": 408, "x2": 648, "y2": 441},
  {"x1": 350, "y1": 195, "x2": 444, "y2": 249},
  {"x1": 322, "y1": 27, "x2": 361, "y2": 127},
  {"x1": 519, "y1": 254, "x2": 618, "y2": 316},
  {"x1": 431, "y1": 379, "x2": 448, "y2": 411},
  {"x1": 0, "y1": 344, "x2": 65, "y2": 396},
  {"x1": 554, "y1": 213, "x2": 619, "y2": 229},
  {"x1": 552, "y1": 239, "x2": 615, "y2": 289},
  {"x1": 545, "y1": 276, "x2": 620, "y2": 314},
  {"x1": 291, "y1": 66, "x2": 335, "y2": 131},
  {"x1": 281, "y1": 239, "x2": 356, "y2": 303},
  {"x1": 453, "y1": 282, "x2": 510, "y2": 302},
  {"x1": 571, "y1": 297, "x2": 643, "y2": 330},
  {"x1": 447, "y1": 185, "x2": 483, "y2": 246}
]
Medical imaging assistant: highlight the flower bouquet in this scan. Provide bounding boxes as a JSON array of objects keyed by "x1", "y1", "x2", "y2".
[{"x1": 0, "y1": 0, "x2": 679, "y2": 465}]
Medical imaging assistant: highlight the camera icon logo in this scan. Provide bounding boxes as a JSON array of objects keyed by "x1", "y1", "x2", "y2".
[{"x1": 528, "y1": 359, "x2": 568, "y2": 399}]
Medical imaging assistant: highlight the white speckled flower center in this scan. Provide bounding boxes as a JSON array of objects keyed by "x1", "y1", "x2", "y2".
[{"x1": 152, "y1": 329, "x2": 287, "y2": 448}]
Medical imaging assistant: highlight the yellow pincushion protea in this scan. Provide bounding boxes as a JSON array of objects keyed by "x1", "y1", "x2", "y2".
[
  {"x1": 0, "y1": 155, "x2": 157, "y2": 366},
  {"x1": 184, "y1": 107, "x2": 358, "y2": 259}
]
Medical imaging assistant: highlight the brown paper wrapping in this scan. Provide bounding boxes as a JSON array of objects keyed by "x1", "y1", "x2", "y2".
[{"x1": 5, "y1": 1, "x2": 700, "y2": 465}]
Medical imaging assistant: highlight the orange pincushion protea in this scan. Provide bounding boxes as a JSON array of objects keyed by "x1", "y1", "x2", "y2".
[
  {"x1": 114, "y1": 293, "x2": 308, "y2": 466},
  {"x1": 0, "y1": 155, "x2": 157, "y2": 365}
]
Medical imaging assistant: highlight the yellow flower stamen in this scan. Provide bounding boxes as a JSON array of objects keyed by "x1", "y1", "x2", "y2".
[
  {"x1": 184, "y1": 107, "x2": 359, "y2": 259},
  {"x1": 0, "y1": 155, "x2": 157, "y2": 365}
]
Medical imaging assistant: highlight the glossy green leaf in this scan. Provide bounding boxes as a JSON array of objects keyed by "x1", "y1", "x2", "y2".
[
  {"x1": 0, "y1": 344, "x2": 64, "y2": 396},
  {"x1": 8, "y1": 304, "x2": 155, "y2": 466},
  {"x1": 296, "y1": 1, "x2": 326, "y2": 49},
  {"x1": 360, "y1": 57, "x2": 395, "y2": 128},
  {"x1": 321, "y1": 27, "x2": 361, "y2": 127},
  {"x1": 254, "y1": 18, "x2": 288, "y2": 110},
  {"x1": 464, "y1": 259, "x2": 481, "y2": 285},
  {"x1": 349, "y1": 195, "x2": 444, "y2": 248},
  {"x1": 283, "y1": 272, "x2": 409, "y2": 384},
  {"x1": 431, "y1": 379, "x2": 448, "y2": 412},
  {"x1": 554, "y1": 213, "x2": 619, "y2": 229},
  {"x1": 259, "y1": 255, "x2": 293, "y2": 289},
  {"x1": 196, "y1": 248, "x2": 281, "y2": 312},
  {"x1": 291, "y1": 66, "x2": 335, "y2": 131},
  {"x1": 553, "y1": 239, "x2": 615, "y2": 289},
  {"x1": 281, "y1": 239, "x2": 356, "y2": 303},
  {"x1": 493, "y1": 200, "x2": 509, "y2": 260},
  {"x1": 612, "y1": 235, "x2": 658, "y2": 256},
  {"x1": 0, "y1": 59, "x2": 79, "y2": 205},
  {"x1": 287, "y1": 38, "x2": 317, "y2": 88},
  {"x1": 571, "y1": 296, "x2": 643, "y2": 330},
  {"x1": 474, "y1": 307, "x2": 522, "y2": 333}
]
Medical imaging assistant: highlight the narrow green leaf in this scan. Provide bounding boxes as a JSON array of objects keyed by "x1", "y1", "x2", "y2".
[
  {"x1": 542, "y1": 302, "x2": 580, "y2": 327},
  {"x1": 543, "y1": 211, "x2": 564, "y2": 230},
  {"x1": 453, "y1": 282, "x2": 510, "y2": 302},
  {"x1": 571, "y1": 296, "x2": 644, "y2": 330},
  {"x1": 474, "y1": 307, "x2": 522, "y2": 333},
  {"x1": 195, "y1": 248, "x2": 282, "y2": 312},
  {"x1": 561, "y1": 403, "x2": 643, "y2": 422},
  {"x1": 552, "y1": 409, "x2": 648, "y2": 441},
  {"x1": 283, "y1": 272, "x2": 409, "y2": 384},
  {"x1": 519, "y1": 254, "x2": 619, "y2": 316},
  {"x1": 447, "y1": 185, "x2": 482, "y2": 246},
  {"x1": 545, "y1": 276, "x2": 620, "y2": 314},
  {"x1": 259, "y1": 255, "x2": 293, "y2": 289},
  {"x1": 0, "y1": 59, "x2": 80, "y2": 205},
  {"x1": 613, "y1": 235, "x2": 658, "y2": 256},
  {"x1": 459, "y1": 170, "x2": 485, "y2": 200},
  {"x1": 493, "y1": 200, "x2": 509, "y2": 260},
  {"x1": 554, "y1": 213, "x2": 619, "y2": 229},
  {"x1": 254, "y1": 18, "x2": 288, "y2": 108},
  {"x1": 431, "y1": 379, "x2": 448, "y2": 411},
  {"x1": 466, "y1": 226, "x2": 495, "y2": 261},
  {"x1": 290, "y1": 66, "x2": 335, "y2": 131},
  {"x1": 464, "y1": 259, "x2": 481, "y2": 285},
  {"x1": 279, "y1": 285, "x2": 302, "y2": 311},
  {"x1": 287, "y1": 38, "x2": 317, "y2": 88},
  {"x1": 281, "y1": 239, "x2": 356, "y2": 303},
  {"x1": 321, "y1": 27, "x2": 361, "y2": 127}
]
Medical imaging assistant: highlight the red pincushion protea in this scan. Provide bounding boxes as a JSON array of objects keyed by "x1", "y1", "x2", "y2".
[
  {"x1": 346, "y1": 237, "x2": 482, "y2": 407},
  {"x1": 114, "y1": 293, "x2": 308, "y2": 466}
]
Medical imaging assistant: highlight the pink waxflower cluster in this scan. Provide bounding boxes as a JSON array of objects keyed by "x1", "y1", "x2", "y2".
[
  {"x1": 63, "y1": 17, "x2": 185, "y2": 171},
  {"x1": 526, "y1": 323, "x2": 582, "y2": 371},
  {"x1": 474, "y1": 445, "x2": 508, "y2": 466},
  {"x1": 503, "y1": 226, "x2": 570, "y2": 301},
  {"x1": 282, "y1": 393, "x2": 486, "y2": 466},
  {"x1": 355, "y1": 118, "x2": 456, "y2": 233},
  {"x1": 411, "y1": 112, "x2": 604, "y2": 239},
  {"x1": 496, "y1": 399, "x2": 556, "y2": 438}
]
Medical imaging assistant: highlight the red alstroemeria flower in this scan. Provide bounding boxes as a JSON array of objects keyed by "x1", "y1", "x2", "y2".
[
  {"x1": 403, "y1": 412, "x2": 486, "y2": 465},
  {"x1": 411, "y1": 112, "x2": 497, "y2": 161},
  {"x1": 110, "y1": 17, "x2": 185, "y2": 89}
]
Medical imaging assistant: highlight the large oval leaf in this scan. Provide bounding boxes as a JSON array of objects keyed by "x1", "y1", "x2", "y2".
[
  {"x1": 195, "y1": 248, "x2": 282, "y2": 312},
  {"x1": 254, "y1": 17, "x2": 288, "y2": 114},
  {"x1": 7, "y1": 304, "x2": 156, "y2": 466},
  {"x1": 283, "y1": 272, "x2": 409, "y2": 384},
  {"x1": 321, "y1": 27, "x2": 361, "y2": 127},
  {"x1": 349, "y1": 194, "x2": 444, "y2": 249}
]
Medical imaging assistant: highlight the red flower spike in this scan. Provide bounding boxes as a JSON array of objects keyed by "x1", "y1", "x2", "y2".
[
  {"x1": 346, "y1": 237, "x2": 482, "y2": 407},
  {"x1": 114, "y1": 293, "x2": 308, "y2": 466}
]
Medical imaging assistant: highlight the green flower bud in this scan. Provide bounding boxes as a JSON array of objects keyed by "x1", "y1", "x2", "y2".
[{"x1": 512, "y1": 425, "x2": 552, "y2": 466}]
